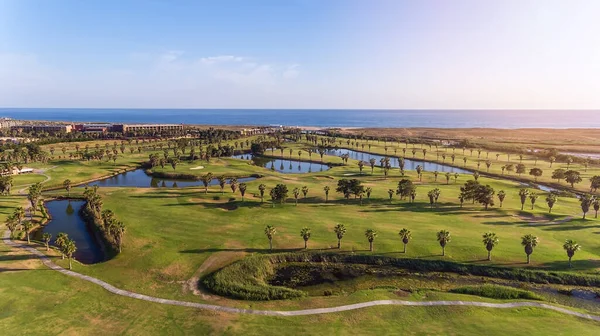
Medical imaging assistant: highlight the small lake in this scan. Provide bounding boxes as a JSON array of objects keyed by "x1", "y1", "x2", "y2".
[
  {"x1": 43, "y1": 200, "x2": 104, "y2": 264},
  {"x1": 85, "y1": 169, "x2": 256, "y2": 188},
  {"x1": 324, "y1": 148, "x2": 470, "y2": 174},
  {"x1": 232, "y1": 154, "x2": 330, "y2": 173}
]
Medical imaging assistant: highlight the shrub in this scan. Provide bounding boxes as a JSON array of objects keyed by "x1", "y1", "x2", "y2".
[
  {"x1": 450, "y1": 284, "x2": 543, "y2": 300},
  {"x1": 213, "y1": 196, "x2": 221, "y2": 201}
]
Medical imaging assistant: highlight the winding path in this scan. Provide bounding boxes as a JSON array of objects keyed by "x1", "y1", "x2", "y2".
[{"x1": 2, "y1": 231, "x2": 600, "y2": 321}]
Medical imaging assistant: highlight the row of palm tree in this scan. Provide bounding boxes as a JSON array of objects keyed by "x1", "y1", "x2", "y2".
[{"x1": 264, "y1": 225, "x2": 582, "y2": 267}]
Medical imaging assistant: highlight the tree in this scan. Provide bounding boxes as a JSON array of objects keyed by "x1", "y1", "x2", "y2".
[
  {"x1": 593, "y1": 199, "x2": 600, "y2": 218},
  {"x1": 55, "y1": 232, "x2": 68, "y2": 259},
  {"x1": 365, "y1": 229, "x2": 377, "y2": 251},
  {"x1": 497, "y1": 190, "x2": 506, "y2": 207},
  {"x1": 529, "y1": 168, "x2": 543, "y2": 182},
  {"x1": 27, "y1": 183, "x2": 42, "y2": 216},
  {"x1": 433, "y1": 170, "x2": 439, "y2": 182},
  {"x1": 229, "y1": 177, "x2": 238, "y2": 194},
  {"x1": 369, "y1": 158, "x2": 376, "y2": 174},
  {"x1": 437, "y1": 230, "x2": 451, "y2": 256},
  {"x1": 302, "y1": 186, "x2": 309, "y2": 198},
  {"x1": 63, "y1": 179, "x2": 72, "y2": 196},
  {"x1": 169, "y1": 157, "x2": 179, "y2": 171},
  {"x1": 482, "y1": 232, "x2": 499, "y2": 261},
  {"x1": 552, "y1": 169, "x2": 566, "y2": 183},
  {"x1": 21, "y1": 220, "x2": 34, "y2": 244},
  {"x1": 323, "y1": 186, "x2": 330, "y2": 203},
  {"x1": 427, "y1": 188, "x2": 441, "y2": 208},
  {"x1": 579, "y1": 194, "x2": 594, "y2": 219},
  {"x1": 475, "y1": 185, "x2": 495, "y2": 210},
  {"x1": 444, "y1": 172, "x2": 451, "y2": 184},
  {"x1": 264, "y1": 225, "x2": 276, "y2": 250},
  {"x1": 485, "y1": 160, "x2": 492, "y2": 172},
  {"x1": 529, "y1": 192, "x2": 538, "y2": 210},
  {"x1": 63, "y1": 238, "x2": 77, "y2": 270},
  {"x1": 358, "y1": 161, "x2": 364, "y2": 174},
  {"x1": 521, "y1": 234, "x2": 539, "y2": 264},
  {"x1": 217, "y1": 176, "x2": 227, "y2": 194},
  {"x1": 365, "y1": 187, "x2": 372, "y2": 200},
  {"x1": 589, "y1": 176, "x2": 600, "y2": 193},
  {"x1": 563, "y1": 239, "x2": 581, "y2": 268},
  {"x1": 564, "y1": 170, "x2": 582, "y2": 188},
  {"x1": 336, "y1": 179, "x2": 363, "y2": 201},
  {"x1": 334, "y1": 224, "x2": 346, "y2": 249},
  {"x1": 516, "y1": 163, "x2": 526, "y2": 176},
  {"x1": 472, "y1": 171, "x2": 480, "y2": 181},
  {"x1": 549, "y1": 156, "x2": 556, "y2": 167},
  {"x1": 546, "y1": 194, "x2": 557, "y2": 213},
  {"x1": 299, "y1": 227, "x2": 311, "y2": 249},
  {"x1": 415, "y1": 165, "x2": 423, "y2": 181},
  {"x1": 566, "y1": 156, "x2": 573, "y2": 169},
  {"x1": 239, "y1": 183, "x2": 247, "y2": 201},
  {"x1": 293, "y1": 187, "x2": 300, "y2": 206},
  {"x1": 201, "y1": 173, "x2": 213, "y2": 193},
  {"x1": 518, "y1": 188, "x2": 529, "y2": 210},
  {"x1": 396, "y1": 179, "x2": 416, "y2": 200},
  {"x1": 398, "y1": 228, "x2": 411, "y2": 253},
  {"x1": 258, "y1": 184, "x2": 266, "y2": 203},
  {"x1": 387, "y1": 189, "x2": 394, "y2": 203},
  {"x1": 40, "y1": 232, "x2": 52, "y2": 251}
]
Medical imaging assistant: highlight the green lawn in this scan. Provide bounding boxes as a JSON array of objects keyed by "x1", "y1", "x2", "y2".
[{"x1": 2, "y1": 135, "x2": 600, "y2": 335}]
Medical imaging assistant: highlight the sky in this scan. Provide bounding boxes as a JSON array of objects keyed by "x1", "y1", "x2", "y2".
[{"x1": 1, "y1": 0, "x2": 600, "y2": 109}]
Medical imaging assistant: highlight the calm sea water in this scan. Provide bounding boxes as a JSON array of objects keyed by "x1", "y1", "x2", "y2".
[{"x1": 1, "y1": 108, "x2": 599, "y2": 128}]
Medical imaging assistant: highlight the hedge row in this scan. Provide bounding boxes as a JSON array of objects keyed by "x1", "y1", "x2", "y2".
[{"x1": 450, "y1": 284, "x2": 543, "y2": 300}]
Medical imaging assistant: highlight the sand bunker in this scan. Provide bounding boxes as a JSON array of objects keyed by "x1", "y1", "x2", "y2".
[{"x1": 189, "y1": 166, "x2": 205, "y2": 170}]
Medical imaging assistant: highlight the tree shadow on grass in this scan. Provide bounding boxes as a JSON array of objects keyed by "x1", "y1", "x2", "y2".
[
  {"x1": 536, "y1": 259, "x2": 600, "y2": 272},
  {"x1": 179, "y1": 247, "x2": 306, "y2": 254}
]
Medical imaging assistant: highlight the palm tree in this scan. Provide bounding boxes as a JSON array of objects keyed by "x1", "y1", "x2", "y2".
[
  {"x1": 546, "y1": 194, "x2": 557, "y2": 213},
  {"x1": 358, "y1": 161, "x2": 364, "y2": 174},
  {"x1": 445, "y1": 172, "x2": 451, "y2": 184},
  {"x1": 593, "y1": 199, "x2": 600, "y2": 218},
  {"x1": 416, "y1": 165, "x2": 423, "y2": 181},
  {"x1": 365, "y1": 187, "x2": 372, "y2": 200},
  {"x1": 387, "y1": 189, "x2": 394, "y2": 203},
  {"x1": 300, "y1": 227, "x2": 311, "y2": 249},
  {"x1": 529, "y1": 192, "x2": 538, "y2": 210},
  {"x1": 518, "y1": 188, "x2": 529, "y2": 211},
  {"x1": 549, "y1": 156, "x2": 556, "y2": 167},
  {"x1": 63, "y1": 179, "x2": 72, "y2": 196},
  {"x1": 579, "y1": 194, "x2": 594, "y2": 219},
  {"x1": 323, "y1": 186, "x2": 330, "y2": 202},
  {"x1": 365, "y1": 229, "x2": 377, "y2": 251},
  {"x1": 302, "y1": 186, "x2": 309, "y2": 198},
  {"x1": 369, "y1": 158, "x2": 376, "y2": 174},
  {"x1": 293, "y1": 187, "x2": 300, "y2": 206},
  {"x1": 55, "y1": 232, "x2": 68, "y2": 259},
  {"x1": 437, "y1": 230, "x2": 451, "y2": 256},
  {"x1": 334, "y1": 224, "x2": 346, "y2": 249},
  {"x1": 217, "y1": 176, "x2": 227, "y2": 194},
  {"x1": 264, "y1": 225, "x2": 276, "y2": 250},
  {"x1": 482, "y1": 232, "x2": 499, "y2": 261},
  {"x1": 433, "y1": 171, "x2": 439, "y2": 182},
  {"x1": 201, "y1": 173, "x2": 213, "y2": 193},
  {"x1": 258, "y1": 184, "x2": 266, "y2": 203},
  {"x1": 63, "y1": 238, "x2": 77, "y2": 270},
  {"x1": 238, "y1": 183, "x2": 247, "y2": 201},
  {"x1": 230, "y1": 177, "x2": 238, "y2": 194},
  {"x1": 521, "y1": 234, "x2": 539, "y2": 264},
  {"x1": 563, "y1": 239, "x2": 581, "y2": 268},
  {"x1": 42, "y1": 232, "x2": 52, "y2": 251},
  {"x1": 497, "y1": 190, "x2": 506, "y2": 207},
  {"x1": 22, "y1": 221, "x2": 33, "y2": 244},
  {"x1": 398, "y1": 228, "x2": 411, "y2": 253}
]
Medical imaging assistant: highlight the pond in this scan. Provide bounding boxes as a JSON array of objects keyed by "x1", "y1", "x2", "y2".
[
  {"x1": 43, "y1": 200, "x2": 104, "y2": 264},
  {"x1": 324, "y1": 148, "x2": 470, "y2": 174},
  {"x1": 231, "y1": 154, "x2": 330, "y2": 173},
  {"x1": 85, "y1": 169, "x2": 256, "y2": 188}
]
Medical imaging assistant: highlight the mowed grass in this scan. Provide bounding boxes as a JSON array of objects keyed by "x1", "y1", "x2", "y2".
[{"x1": 35, "y1": 165, "x2": 600, "y2": 306}]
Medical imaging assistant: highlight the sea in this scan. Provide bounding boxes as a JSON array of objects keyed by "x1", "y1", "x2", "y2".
[{"x1": 1, "y1": 108, "x2": 599, "y2": 129}]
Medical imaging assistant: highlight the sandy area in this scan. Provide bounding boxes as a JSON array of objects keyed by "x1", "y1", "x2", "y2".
[{"x1": 189, "y1": 166, "x2": 205, "y2": 170}]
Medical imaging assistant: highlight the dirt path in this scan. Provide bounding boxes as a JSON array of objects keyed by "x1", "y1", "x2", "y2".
[{"x1": 3, "y1": 230, "x2": 599, "y2": 321}]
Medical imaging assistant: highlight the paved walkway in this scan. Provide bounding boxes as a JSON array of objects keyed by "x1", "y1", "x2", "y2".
[{"x1": 3, "y1": 230, "x2": 600, "y2": 321}]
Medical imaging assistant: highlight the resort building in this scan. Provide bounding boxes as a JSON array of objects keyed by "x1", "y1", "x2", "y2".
[
  {"x1": 11, "y1": 124, "x2": 73, "y2": 133},
  {"x1": 112, "y1": 123, "x2": 184, "y2": 133},
  {"x1": 73, "y1": 124, "x2": 112, "y2": 133},
  {"x1": 0, "y1": 118, "x2": 18, "y2": 129},
  {"x1": 240, "y1": 126, "x2": 282, "y2": 136}
]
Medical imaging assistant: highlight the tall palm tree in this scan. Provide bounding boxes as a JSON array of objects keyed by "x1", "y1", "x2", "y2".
[
  {"x1": 437, "y1": 230, "x2": 451, "y2": 256},
  {"x1": 300, "y1": 227, "x2": 311, "y2": 249},
  {"x1": 302, "y1": 186, "x2": 309, "y2": 198},
  {"x1": 546, "y1": 194, "x2": 557, "y2": 213},
  {"x1": 63, "y1": 238, "x2": 77, "y2": 270},
  {"x1": 593, "y1": 199, "x2": 600, "y2": 218},
  {"x1": 365, "y1": 229, "x2": 377, "y2": 251},
  {"x1": 579, "y1": 194, "x2": 594, "y2": 219},
  {"x1": 239, "y1": 183, "x2": 247, "y2": 201},
  {"x1": 264, "y1": 225, "x2": 276, "y2": 250},
  {"x1": 230, "y1": 177, "x2": 238, "y2": 194},
  {"x1": 55, "y1": 232, "x2": 68, "y2": 259},
  {"x1": 518, "y1": 188, "x2": 530, "y2": 211},
  {"x1": 334, "y1": 224, "x2": 346, "y2": 249},
  {"x1": 433, "y1": 171, "x2": 439, "y2": 182},
  {"x1": 416, "y1": 165, "x2": 423, "y2": 181},
  {"x1": 562, "y1": 239, "x2": 581, "y2": 268},
  {"x1": 293, "y1": 187, "x2": 300, "y2": 206},
  {"x1": 369, "y1": 158, "x2": 376, "y2": 174},
  {"x1": 521, "y1": 234, "x2": 539, "y2": 264},
  {"x1": 22, "y1": 221, "x2": 33, "y2": 244},
  {"x1": 497, "y1": 190, "x2": 506, "y2": 207},
  {"x1": 482, "y1": 232, "x2": 499, "y2": 261},
  {"x1": 398, "y1": 228, "x2": 411, "y2": 253},
  {"x1": 201, "y1": 173, "x2": 213, "y2": 193},
  {"x1": 529, "y1": 192, "x2": 538, "y2": 210},
  {"x1": 258, "y1": 184, "x2": 266, "y2": 203},
  {"x1": 323, "y1": 186, "x2": 330, "y2": 202},
  {"x1": 63, "y1": 179, "x2": 72, "y2": 196},
  {"x1": 217, "y1": 176, "x2": 227, "y2": 194},
  {"x1": 42, "y1": 232, "x2": 52, "y2": 251}
]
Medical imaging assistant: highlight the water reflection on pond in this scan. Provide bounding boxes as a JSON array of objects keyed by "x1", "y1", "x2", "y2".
[{"x1": 232, "y1": 154, "x2": 330, "y2": 173}]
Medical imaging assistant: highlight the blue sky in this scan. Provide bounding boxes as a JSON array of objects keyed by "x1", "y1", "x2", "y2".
[{"x1": 1, "y1": 0, "x2": 600, "y2": 108}]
